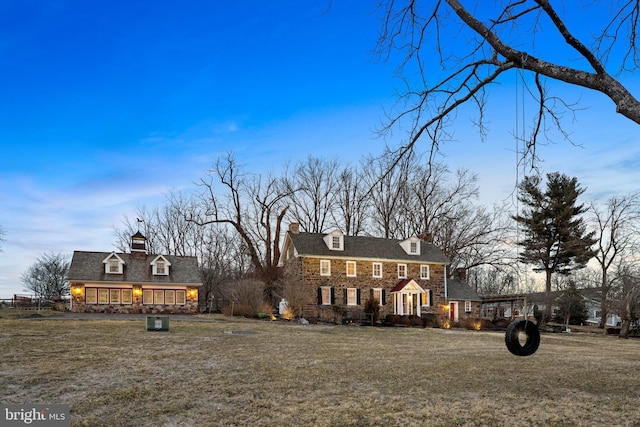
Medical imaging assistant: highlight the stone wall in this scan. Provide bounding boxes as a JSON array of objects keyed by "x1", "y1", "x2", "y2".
[{"x1": 282, "y1": 256, "x2": 448, "y2": 323}]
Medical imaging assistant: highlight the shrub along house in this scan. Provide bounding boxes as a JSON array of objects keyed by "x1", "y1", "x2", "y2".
[
  {"x1": 279, "y1": 223, "x2": 481, "y2": 324},
  {"x1": 68, "y1": 232, "x2": 202, "y2": 314}
]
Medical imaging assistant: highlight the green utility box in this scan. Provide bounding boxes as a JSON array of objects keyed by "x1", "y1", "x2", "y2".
[{"x1": 146, "y1": 315, "x2": 169, "y2": 332}]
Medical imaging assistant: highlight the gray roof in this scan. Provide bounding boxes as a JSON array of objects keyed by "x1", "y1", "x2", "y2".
[
  {"x1": 287, "y1": 232, "x2": 449, "y2": 264},
  {"x1": 68, "y1": 251, "x2": 202, "y2": 285},
  {"x1": 447, "y1": 278, "x2": 482, "y2": 301}
]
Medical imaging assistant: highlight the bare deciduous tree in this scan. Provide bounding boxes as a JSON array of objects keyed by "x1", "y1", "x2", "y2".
[
  {"x1": 589, "y1": 193, "x2": 640, "y2": 328},
  {"x1": 282, "y1": 156, "x2": 341, "y2": 233},
  {"x1": 331, "y1": 165, "x2": 370, "y2": 236},
  {"x1": 376, "y1": 0, "x2": 640, "y2": 164},
  {"x1": 405, "y1": 163, "x2": 512, "y2": 273},
  {"x1": 192, "y1": 152, "x2": 289, "y2": 286},
  {"x1": 614, "y1": 261, "x2": 640, "y2": 338},
  {"x1": 361, "y1": 149, "x2": 413, "y2": 238},
  {"x1": 21, "y1": 252, "x2": 70, "y2": 300}
]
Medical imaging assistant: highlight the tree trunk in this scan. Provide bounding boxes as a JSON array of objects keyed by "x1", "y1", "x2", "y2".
[
  {"x1": 544, "y1": 269, "x2": 553, "y2": 324},
  {"x1": 619, "y1": 300, "x2": 632, "y2": 339}
]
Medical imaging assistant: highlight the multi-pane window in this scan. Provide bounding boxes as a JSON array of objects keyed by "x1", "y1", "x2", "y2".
[
  {"x1": 320, "y1": 286, "x2": 332, "y2": 305},
  {"x1": 143, "y1": 289, "x2": 154, "y2": 304},
  {"x1": 156, "y1": 261, "x2": 166, "y2": 275},
  {"x1": 176, "y1": 290, "x2": 186, "y2": 305},
  {"x1": 142, "y1": 289, "x2": 187, "y2": 305},
  {"x1": 108, "y1": 259, "x2": 120, "y2": 273},
  {"x1": 346, "y1": 261, "x2": 356, "y2": 277},
  {"x1": 320, "y1": 260, "x2": 331, "y2": 276},
  {"x1": 110, "y1": 289, "x2": 120, "y2": 304},
  {"x1": 165, "y1": 290, "x2": 175, "y2": 305},
  {"x1": 332, "y1": 236, "x2": 341, "y2": 249},
  {"x1": 420, "y1": 291, "x2": 430, "y2": 306},
  {"x1": 410, "y1": 242, "x2": 418, "y2": 253},
  {"x1": 85, "y1": 288, "x2": 97, "y2": 304},
  {"x1": 346, "y1": 288, "x2": 358, "y2": 306},
  {"x1": 372, "y1": 288, "x2": 384, "y2": 306},
  {"x1": 465, "y1": 300, "x2": 472, "y2": 312},
  {"x1": 98, "y1": 289, "x2": 109, "y2": 304},
  {"x1": 398, "y1": 264, "x2": 407, "y2": 278},
  {"x1": 122, "y1": 289, "x2": 132, "y2": 304},
  {"x1": 420, "y1": 265, "x2": 430, "y2": 280},
  {"x1": 372, "y1": 262, "x2": 382, "y2": 278},
  {"x1": 154, "y1": 290, "x2": 165, "y2": 304}
]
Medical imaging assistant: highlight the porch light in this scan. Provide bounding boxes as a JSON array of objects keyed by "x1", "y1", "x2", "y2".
[
  {"x1": 72, "y1": 285, "x2": 84, "y2": 296},
  {"x1": 133, "y1": 287, "x2": 142, "y2": 297}
]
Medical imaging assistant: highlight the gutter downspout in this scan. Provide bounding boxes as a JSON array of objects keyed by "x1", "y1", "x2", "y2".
[{"x1": 444, "y1": 267, "x2": 448, "y2": 300}]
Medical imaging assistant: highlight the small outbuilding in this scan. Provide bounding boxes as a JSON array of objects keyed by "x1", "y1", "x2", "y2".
[{"x1": 68, "y1": 232, "x2": 202, "y2": 314}]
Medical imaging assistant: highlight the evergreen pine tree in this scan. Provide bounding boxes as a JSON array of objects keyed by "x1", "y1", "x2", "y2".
[{"x1": 514, "y1": 172, "x2": 596, "y2": 323}]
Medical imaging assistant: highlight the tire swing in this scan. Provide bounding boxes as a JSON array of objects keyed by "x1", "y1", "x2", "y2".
[{"x1": 505, "y1": 320, "x2": 540, "y2": 356}]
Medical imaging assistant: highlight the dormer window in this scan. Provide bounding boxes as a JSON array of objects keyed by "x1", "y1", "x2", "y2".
[
  {"x1": 332, "y1": 236, "x2": 341, "y2": 249},
  {"x1": 323, "y1": 230, "x2": 344, "y2": 251},
  {"x1": 151, "y1": 255, "x2": 171, "y2": 276},
  {"x1": 399, "y1": 237, "x2": 421, "y2": 256},
  {"x1": 103, "y1": 253, "x2": 125, "y2": 274},
  {"x1": 156, "y1": 261, "x2": 166, "y2": 275}
]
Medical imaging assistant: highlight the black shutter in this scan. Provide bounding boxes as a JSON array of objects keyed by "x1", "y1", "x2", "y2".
[
  {"x1": 356, "y1": 289, "x2": 361, "y2": 305},
  {"x1": 429, "y1": 290, "x2": 433, "y2": 306},
  {"x1": 382, "y1": 289, "x2": 386, "y2": 305},
  {"x1": 343, "y1": 288, "x2": 347, "y2": 305},
  {"x1": 330, "y1": 287, "x2": 335, "y2": 305},
  {"x1": 317, "y1": 288, "x2": 322, "y2": 305}
]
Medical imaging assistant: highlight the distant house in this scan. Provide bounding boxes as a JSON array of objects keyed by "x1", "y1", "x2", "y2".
[
  {"x1": 68, "y1": 232, "x2": 202, "y2": 314},
  {"x1": 279, "y1": 223, "x2": 482, "y2": 323}
]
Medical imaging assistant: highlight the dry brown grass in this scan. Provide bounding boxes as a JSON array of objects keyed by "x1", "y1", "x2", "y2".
[{"x1": 1, "y1": 314, "x2": 639, "y2": 427}]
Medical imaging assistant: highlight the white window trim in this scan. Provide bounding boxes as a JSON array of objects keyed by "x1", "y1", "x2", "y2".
[
  {"x1": 143, "y1": 289, "x2": 154, "y2": 305},
  {"x1": 121, "y1": 289, "x2": 133, "y2": 305},
  {"x1": 372, "y1": 288, "x2": 384, "y2": 306},
  {"x1": 398, "y1": 264, "x2": 407, "y2": 279},
  {"x1": 372, "y1": 262, "x2": 382, "y2": 278},
  {"x1": 151, "y1": 255, "x2": 171, "y2": 276},
  {"x1": 346, "y1": 261, "x2": 357, "y2": 277},
  {"x1": 420, "y1": 265, "x2": 430, "y2": 280},
  {"x1": 165, "y1": 290, "x2": 176, "y2": 305},
  {"x1": 176, "y1": 290, "x2": 186, "y2": 305},
  {"x1": 465, "y1": 300, "x2": 472, "y2": 312},
  {"x1": 85, "y1": 288, "x2": 97, "y2": 304},
  {"x1": 399, "y1": 237, "x2": 421, "y2": 255},
  {"x1": 421, "y1": 290, "x2": 431, "y2": 306},
  {"x1": 103, "y1": 253, "x2": 125, "y2": 275},
  {"x1": 320, "y1": 260, "x2": 331, "y2": 276},
  {"x1": 346, "y1": 288, "x2": 358, "y2": 306},
  {"x1": 98, "y1": 289, "x2": 109, "y2": 304},
  {"x1": 320, "y1": 286, "x2": 332, "y2": 305},
  {"x1": 323, "y1": 230, "x2": 344, "y2": 251}
]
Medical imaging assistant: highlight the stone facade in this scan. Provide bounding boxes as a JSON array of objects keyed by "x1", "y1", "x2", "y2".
[
  {"x1": 279, "y1": 227, "x2": 482, "y2": 324},
  {"x1": 293, "y1": 256, "x2": 447, "y2": 323},
  {"x1": 70, "y1": 285, "x2": 200, "y2": 314}
]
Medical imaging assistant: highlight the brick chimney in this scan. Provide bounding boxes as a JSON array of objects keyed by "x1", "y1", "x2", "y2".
[{"x1": 289, "y1": 223, "x2": 300, "y2": 234}]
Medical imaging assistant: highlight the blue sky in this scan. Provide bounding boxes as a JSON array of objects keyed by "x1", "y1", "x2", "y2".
[{"x1": 1, "y1": 1, "x2": 638, "y2": 297}]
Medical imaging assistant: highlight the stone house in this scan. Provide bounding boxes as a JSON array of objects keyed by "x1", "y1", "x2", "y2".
[
  {"x1": 68, "y1": 232, "x2": 202, "y2": 314},
  {"x1": 279, "y1": 224, "x2": 482, "y2": 323}
]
